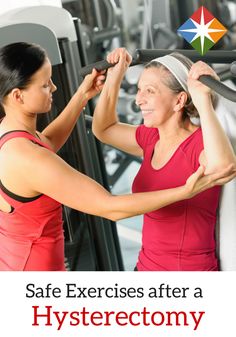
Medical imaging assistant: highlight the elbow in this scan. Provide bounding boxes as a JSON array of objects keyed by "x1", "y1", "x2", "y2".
[
  {"x1": 91, "y1": 124, "x2": 98, "y2": 137},
  {"x1": 103, "y1": 212, "x2": 124, "y2": 222},
  {"x1": 91, "y1": 125, "x2": 105, "y2": 143},
  {"x1": 233, "y1": 156, "x2": 236, "y2": 168},
  {"x1": 91, "y1": 124, "x2": 99, "y2": 138},
  {"x1": 222, "y1": 155, "x2": 236, "y2": 170},
  {"x1": 101, "y1": 209, "x2": 131, "y2": 222},
  {"x1": 92, "y1": 121, "x2": 118, "y2": 143},
  {"x1": 97, "y1": 195, "x2": 134, "y2": 222},
  {"x1": 219, "y1": 160, "x2": 236, "y2": 171},
  {"x1": 206, "y1": 161, "x2": 236, "y2": 175},
  {"x1": 111, "y1": 213, "x2": 130, "y2": 222}
]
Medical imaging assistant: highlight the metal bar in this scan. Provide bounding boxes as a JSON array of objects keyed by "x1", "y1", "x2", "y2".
[
  {"x1": 78, "y1": 49, "x2": 236, "y2": 102},
  {"x1": 134, "y1": 49, "x2": 236, "y2": 63},
  {"x1": 79, "y1": 49, "x2": 236, "y2": 77}
]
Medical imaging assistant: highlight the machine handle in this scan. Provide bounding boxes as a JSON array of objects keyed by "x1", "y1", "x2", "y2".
[
  {"x1": 78, "y1": 49, "x2": 236, "y2": 102},
  {"x1": 79, "y1": 59, "x2": 114, "y2": 76},
  {"x1": 134, "y1": 49, "x2": 236, "y2": 63},
  {"x1": 199, "y1": 75, "x2": 236, "y2": 102}
]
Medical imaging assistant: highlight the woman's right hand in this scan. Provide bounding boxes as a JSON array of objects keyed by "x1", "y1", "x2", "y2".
[
  {"x1": 187, "y1": 61, "x2": 219, "y2": 96},
  {"x1": 78, "y1": 68, "x2": 106, "y2": 103},
  {"x1": 185, "y1": 164, "x2": 236, "y2": 198},
  {"x1": 106, "y1": 48, "x2": 132, "y2": 83}
]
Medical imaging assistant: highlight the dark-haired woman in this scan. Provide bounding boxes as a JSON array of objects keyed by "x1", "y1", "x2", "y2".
[{"x1": 92, "y1": 48, "x2": 236, "y2": 271}]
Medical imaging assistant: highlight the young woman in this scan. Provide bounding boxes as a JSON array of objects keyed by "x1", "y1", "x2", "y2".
[{"x1": 92, "y1": 48, "x2": 236, "y2": 271}]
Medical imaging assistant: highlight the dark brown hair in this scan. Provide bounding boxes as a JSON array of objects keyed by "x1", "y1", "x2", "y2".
[{"x1": 0, "y1": 42, "x2": 47, "y2": 118}]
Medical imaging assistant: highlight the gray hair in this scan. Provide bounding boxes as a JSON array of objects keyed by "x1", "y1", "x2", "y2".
[{"x1": 145, "y1": 52, "x2": 218, "y2": 119}]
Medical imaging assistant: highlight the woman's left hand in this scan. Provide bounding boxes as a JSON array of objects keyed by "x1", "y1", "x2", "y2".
[
  {"x1": 78, "y1": 68, "x2": 106, "y2": 102},
  {"x1": 187, "y1": 61, "x2": 219, "y2": 97}
]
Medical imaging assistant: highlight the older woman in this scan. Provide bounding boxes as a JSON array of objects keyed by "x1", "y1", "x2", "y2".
[{"x1": 92, "y1": 48, "x2": 236, "y2": 271}]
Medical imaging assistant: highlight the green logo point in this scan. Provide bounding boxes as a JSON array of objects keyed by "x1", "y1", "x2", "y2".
[{"x1": 191, "y1": 37, "x2": 215, "y2": 55}]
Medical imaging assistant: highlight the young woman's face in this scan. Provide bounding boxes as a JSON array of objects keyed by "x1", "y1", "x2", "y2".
[
  {"x1": 21, "y1": 57, "x2": 56, "y2": 114},
  {"x1": 136, "y1": 67, "x2": 178, "y2": 128}
]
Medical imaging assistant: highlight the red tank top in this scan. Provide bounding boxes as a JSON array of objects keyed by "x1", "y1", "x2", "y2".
[
  {"x1": 0, "y1": 131, "x2": 65, "y2": 271},
  {"x1": 132, "y1": 125, "x2": 221, "y2": 271}
]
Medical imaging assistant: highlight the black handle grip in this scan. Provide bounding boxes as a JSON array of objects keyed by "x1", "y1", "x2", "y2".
[
  {"x1": 199, "y1": 75, "x2": 236, "y2": 102},
  {"x1": 78, "y1": 49, "x2": 236, "y2": 102},
  {"x1": 79, "y1": 60, "x2": 112, "y2": 77},
  {"x1": 78, "y1": 59, "x2": 139, "y2": 77},
  {"x1": 135, "y1": 49, "x2": 236, "y2": 101},
  {"x1": 134, "y1": 49, "x2": 236, "y2": 64}
]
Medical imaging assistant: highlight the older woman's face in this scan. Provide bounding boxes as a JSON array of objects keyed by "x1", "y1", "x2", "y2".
[{"x1": 136, "y1": 67, "x2": 178, "y2": 128}]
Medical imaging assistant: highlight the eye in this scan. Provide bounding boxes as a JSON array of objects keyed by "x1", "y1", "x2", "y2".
[
  {"x1": 147, "y1": 88, "x2": 155, "y2": 94},
  {"x1": 43, "y1": 78, "x2": 52, "y2": 88}
]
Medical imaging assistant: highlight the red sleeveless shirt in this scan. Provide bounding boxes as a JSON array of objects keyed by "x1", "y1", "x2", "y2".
[{"x1": 0, "y1": 131, "x2": 65, "y2": 271}]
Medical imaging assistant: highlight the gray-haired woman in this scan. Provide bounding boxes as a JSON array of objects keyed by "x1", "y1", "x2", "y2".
[{"x1": 92, "y1": 48, "x2": 236, "y2": 271}]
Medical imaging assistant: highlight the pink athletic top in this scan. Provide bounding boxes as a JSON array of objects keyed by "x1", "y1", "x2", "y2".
[
  {"x1": 132, "y1": 125, "x2": 221, "y2": 271},
  {"x1": 0, "y1": 131, "x2": 65, "y2": 271}
]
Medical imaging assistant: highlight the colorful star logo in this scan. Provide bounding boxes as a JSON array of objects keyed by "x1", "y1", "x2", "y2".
[{"x1": 177, "y1": 6, "x2": 227, "y2": 55}]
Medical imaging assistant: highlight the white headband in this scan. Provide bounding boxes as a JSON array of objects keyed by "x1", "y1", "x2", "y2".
[{"x1": 153, "y1": 55, "x2": 189, "y2": 92}]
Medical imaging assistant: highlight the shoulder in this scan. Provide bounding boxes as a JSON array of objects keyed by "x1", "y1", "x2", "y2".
[
  {"x1": 180, "y1": 127, "x2": 203, "y2": 151},
  {"x1": 36, "y1": 131, "x2": 53, "y2": 150},
  {"x1": 136, "y1": 124, "x2": 159, "y2": 149},
  {"x1": 0, "y1": 136, "x2": 57, "y2": 193},
  {"x1": 180, "y1": 128, "x2": 203, "y2": 170},
  {"x1": 0, "y1": 136, "x2": 54, "y2": 172}
]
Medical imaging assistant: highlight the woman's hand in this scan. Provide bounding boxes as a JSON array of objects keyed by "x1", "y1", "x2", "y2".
[
  {"x1": 78, "y1": 68, "x2": 106, "y2": 103},
  {"x1": 187, "y1": 61, "x2": 219, "y2": 103},
  {"x1": 106, "y1": 47, "x2": 132, "y2": 83},
  {"x1": 185, "y1": 164, "x2": 236, "y2": 198}
]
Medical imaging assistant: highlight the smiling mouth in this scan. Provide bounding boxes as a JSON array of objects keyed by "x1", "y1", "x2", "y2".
[{"x1": 141, "y1": 110, "x2": 153, "y2": 116}]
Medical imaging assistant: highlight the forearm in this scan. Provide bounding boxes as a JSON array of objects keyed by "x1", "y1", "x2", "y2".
[
  {"x1": 198, "y1": 96, "x2": 236, "y2": 172},
  {"x1": 42, "y1": 91, "x2": 88, "y2": 152},
  {"x1": 48, "y1": 164, "x2": 188, "y2": 222},
  {"x1": 99, "y1": 186, "x2": 187, "y2": 221},
  {"x1": 92, "y1": 82, "x2": 120, "y2": 140},
  {"x1": 92, "y1": 47, "x2": 132, "y2": 141}
]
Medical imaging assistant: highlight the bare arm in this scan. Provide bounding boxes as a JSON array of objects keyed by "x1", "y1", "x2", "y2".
[
  {"x1": 92, "y1": 48, "x2": 143, "y2": 157},
  {"x1": 42, "y1": 70, "x2": 105, "y2": 152},
  {"x1": 188, "y1": 62, "x2": 236, "y2": 173},
  {"x1": 9, "y1": 140, "x2": 236, "y2": 222}
]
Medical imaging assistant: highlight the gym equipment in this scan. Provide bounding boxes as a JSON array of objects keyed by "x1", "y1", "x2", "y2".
[
  {"x1": 62, "y1": 0, "x2": 121, "y2": 63},
  {"x1": 140, "y1": 0, "x2": 183, "y2": 49},
  {"x1": 79, "y1": 49, "x2": 236, "y2": 102},
  {"x1": 0, "y1": 22, "x2": 61, "y2": 65}
]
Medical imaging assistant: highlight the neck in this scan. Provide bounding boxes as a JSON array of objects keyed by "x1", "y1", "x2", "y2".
[
  {"x1": 1, "y1": 107, "x2": 37, "y2": 136},
  {"x1": 157, "y1": 116, "x2": 195, "y2": 144}
]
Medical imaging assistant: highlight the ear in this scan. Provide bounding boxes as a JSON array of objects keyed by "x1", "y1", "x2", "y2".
[
  {"x1": 11, "y1": 88, "x2": 24, "y2": 104},
  {"x1": 173, "y1": 92, "x2": 188, "y2": 112}
]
